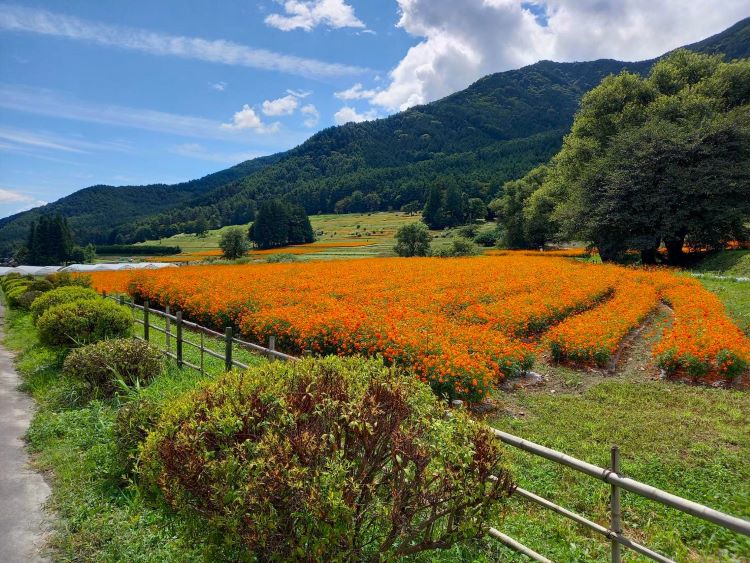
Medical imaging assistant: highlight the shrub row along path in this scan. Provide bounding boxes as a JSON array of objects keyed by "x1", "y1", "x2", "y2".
[{"x1": 0, "y1": 302, "x2": 50, "y2": 562}]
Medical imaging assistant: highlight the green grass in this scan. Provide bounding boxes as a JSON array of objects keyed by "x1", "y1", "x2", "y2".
[
  {"x1": 485, "y1": 308, "x2": 750, "y2": 562},
  {"x1": 3, "y1": 304, "x2": 272, "y2": 562},
  {"x1": 699, "y1": 277, "x2": 750, "y2": 335},
  {"x1": 694, "y1": 250, "x2": 750, "y2": 278}
]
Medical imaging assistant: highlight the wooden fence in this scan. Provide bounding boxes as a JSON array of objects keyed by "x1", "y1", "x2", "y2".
[{"x1": 105, "y1": 292, "x2": 750, "y2": 562}]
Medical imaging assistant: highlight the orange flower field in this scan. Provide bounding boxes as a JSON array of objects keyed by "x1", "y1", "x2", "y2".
[{"x1": 88, "y1": 256, "x2": 749, "y2": 400}]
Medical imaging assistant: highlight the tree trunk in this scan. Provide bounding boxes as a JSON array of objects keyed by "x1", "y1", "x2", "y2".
[
  {"x1": 641, "y1": 247, "x2": 658, "y2": 265},
  {"x1": 665, "y1": 235, "x2": 686, "y2": 265}
]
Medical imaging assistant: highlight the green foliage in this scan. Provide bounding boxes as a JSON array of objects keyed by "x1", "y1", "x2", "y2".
[
  {"x1": 63, "y1": 338, "x2": 162, "y2": 398},
  {"x1": 47, "y1": 271, "x2": 92, "y2": 288},
  {"x1": 113, "y1": 398, "x2": 162, "y2": 479},
  {"x1": 435, "y1": 238, "x2": 481, "y2": 257},
  {"x1": 37, "y1": 299, "x2": 132, "y2": 347},
  {"x1": 31, "y1": 286, "x2": 100, "y2": 321},
  {"x1": 493, "y1": 165, "x2": 549, "y2": 248},
  {"x1": 218, "y1": 227, "x2": 249, "y2": 259},
  {"x1": 95, "y1": 244, "x2": 181, "y2": 256},
  {"x1": 531, "y1": 51, "x2": 750, "y2": 262},
  {"x1": 17, "y1": 290, "x2": 44, "y2": 310},
  {"x1": 141, "y1": 357, "x2": 514, "y2": 561},
  {"x1": 473, "y1": 229, "x2": 499, "y2": 247},
  {"x1": 249, "y1": 199, "x2": 314, "y2": 249},
  {"x1": 394, "y1": 222, "x2": 432, "y2": 257},
  {"x1": 24, "y1": 213, "x2": 74, "y2": 265}
]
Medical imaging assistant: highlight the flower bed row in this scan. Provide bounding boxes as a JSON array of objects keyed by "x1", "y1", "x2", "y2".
[{"x1": 654, "y1": 278, "x2": 750, "y2": 380}]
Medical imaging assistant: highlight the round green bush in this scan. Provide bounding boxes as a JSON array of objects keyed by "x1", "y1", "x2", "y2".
[
  {"x1": 30, "y1": 286, "x2": 100, "y2": 321},
  {"x1": 63, "y1": 338, "x2": 162, "y2": 397},
  {"x1": 141, "y1": 356, "x2": 514, "y2": 560},
  {"x1": 5, "y1": 284, "x2": 32, "y2": 307},
  {"x1": 16, "y1": 290, "x2": 43, "y2": 310},
  {"x1": 29, "y1": 279, "x2": 54, "y2": 292},
  {"x1": 37, "y1": 299, "x2": 133, "y2": 346}
]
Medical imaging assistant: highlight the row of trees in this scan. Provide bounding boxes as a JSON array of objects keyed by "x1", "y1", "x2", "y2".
[
  {"x1": 219, "y1": 200, "x2": 316, "y2": 259},
  {"x1": 491, "y1": 50, "x2": 750, "y2": 262},
  {"x1": 19, "y1": 214, "x2": 96, "y2": 265},
  {"x1": 422, "y1": 184, "x2": 487, "y2": 229}
]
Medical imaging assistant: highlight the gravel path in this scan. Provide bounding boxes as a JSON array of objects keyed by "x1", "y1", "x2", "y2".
[{"x1": 0, "y1": 303, "x2": 50, "y2": 562}]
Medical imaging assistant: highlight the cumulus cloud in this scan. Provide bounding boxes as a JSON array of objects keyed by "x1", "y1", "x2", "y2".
[
  {"x1": 221, "y1": 104, "x2": 280, "y2": 133},
  {"x1": 334, "y1": 83, "x2": 379, "y2": 100},
  {"x1": 333, "y1": 106, "x2": 377, "y2": 125},
  {"x1": 0, "y1": 3, "x2": 367, "y2": 78},
  {"x1": 262, "y1": 94, "x2": 300, "y2": 116},
  {"x1": 371, "y1": 0, "x2": 750, "y2": 111},
  {"x1": 301, "y1": 104, "x2": 320, "y2": 127},
  {"x1": 265, "y1": 0, "x2": 365, "y2": 32}
]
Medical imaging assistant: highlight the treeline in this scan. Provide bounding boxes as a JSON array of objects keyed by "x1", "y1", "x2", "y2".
[
  {"x1": 18, "y1": 214, "x2": 96, "y2": 265},
  {"x1": 95, "y1": 245, "x2": 181, "y2": 256},
  {"x1": 491, "y1": 51, "x2": 750, "y2": 262}
]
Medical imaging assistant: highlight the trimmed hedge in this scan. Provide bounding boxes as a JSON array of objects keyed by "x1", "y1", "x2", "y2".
[
  {"x1": 37, "y1": 299, "x2": 132, "y2": 346},
  {"x1": 30, "y1": 286, "x2": 100, "y2": 321},
  {"x1": 63, "y1": 338, "x2": 162, "y2": 398},
  {"x1": 141, "y1": 356, "x2": 514, "y2": 560}
]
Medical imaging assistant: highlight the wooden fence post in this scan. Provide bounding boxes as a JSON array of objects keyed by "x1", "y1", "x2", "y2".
[
  {"x1": 200, "y1": 331, "x2": 204, "y2": 375},
  {"x1": 610, "y1": 446, "x2": 622, "y2": 563},
  {"x1": 118, "y1": 294, "x2": 124, "y2": 306},
  {"x1": 143, "y1": 300, "x2": 150, "y2": 342},
  {"x1": 225, "y1": 327, "x2": 233, "y2": 371},
  {"x1": 267, "y1": 335, "x2": 276, "y2": 360},
  {"x1": 102, "y1": 290, "x2": 107, "y2": 299},
  {"x1": 165, "y1": 305, "x2": 171, "y2": 351},
  {"x1": 176, "y1": 311, "x2": 183, "y2": 368}
]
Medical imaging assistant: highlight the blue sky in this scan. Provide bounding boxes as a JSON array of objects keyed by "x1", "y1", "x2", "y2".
[{"x1": 0, "y1": 0, "x2": 747, "y2": 219}]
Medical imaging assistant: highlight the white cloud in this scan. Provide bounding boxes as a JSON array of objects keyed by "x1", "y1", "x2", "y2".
[
  {"x1": 300, "y1": 104, "x2": 320, "y2": 127},
  {"x1": 0, "y1": 187, "x2": 33, "y2": 203},
  {"x1": 0, "y1": 84, "x2": 285, "y2": 141},
  {"x1": 333, "y1": 106, "x2": 377, "y2": 125},
  {"x1": 265, "y1": 0, "x2": 365, "y2": 32},
  {"x1": 262, "y1": 94, "x2": 300, "y2": 116},
  {"x1": 334, "y1": 82, "x2": 378, "y2": 100},
  {"x1": 221, "y1": 104, "x2": 280, "y2": 133},
  {"x1": 170, "y1": 143, "x2": 262, "y2": 164},
  {"x1": 210, "y1": 81, "x2": 227, "y2": 91},
  {"x1": 0, "y1": 3, "x2": 367, "y2": 78},
  {"x1": 372, "y1": 0, "x2": 750, "y2": 111},
  {"x1": 0, "y1": 127, "x2": 132, "y2": 155}
]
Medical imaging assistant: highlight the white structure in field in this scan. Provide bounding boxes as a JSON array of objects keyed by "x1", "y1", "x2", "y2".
[{"x1": 0, "y1": 263, "x2": 177, "y2": 276}]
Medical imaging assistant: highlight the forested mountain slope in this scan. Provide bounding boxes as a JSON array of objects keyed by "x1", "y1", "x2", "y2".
[{"x1": 0, "y1": 17, "x2": 747, "y2": 252}]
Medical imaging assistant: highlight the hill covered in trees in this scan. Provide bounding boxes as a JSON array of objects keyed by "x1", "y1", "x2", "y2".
[{"x1": 0, "y1": 17, "x2": 748, "y2": 254}]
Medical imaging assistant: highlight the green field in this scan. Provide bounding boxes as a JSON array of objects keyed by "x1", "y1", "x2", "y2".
[{"x1": 121, "y1": 211, "x2": 485, "y2": 263}]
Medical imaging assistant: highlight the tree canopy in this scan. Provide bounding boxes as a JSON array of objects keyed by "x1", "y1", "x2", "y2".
[
  {"x1": 249, "y1": 200, "x2": 314, "y2": 250},
  {"x1": 518, "y1": 50, "x2": 750, "y2": 262}
]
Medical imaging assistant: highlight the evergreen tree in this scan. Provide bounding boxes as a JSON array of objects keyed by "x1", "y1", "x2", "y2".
[
  {"x1": 442, "y1": 184, "x2": 465, "y2": 227},
  {"x1": 422, "y1": 185, "x2": 444, "y2": 229},
  {"x1": 287, "y1": 205, "x2": 315, "y2": 245}
]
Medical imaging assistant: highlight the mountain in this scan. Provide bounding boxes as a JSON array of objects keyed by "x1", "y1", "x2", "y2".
[{"x1": 0, "y1": 17, "x2": 748, "y2": 254}]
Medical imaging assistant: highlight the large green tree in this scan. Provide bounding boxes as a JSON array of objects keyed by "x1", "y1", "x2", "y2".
[
  {"x1": 24, "y1": 214, "x2": 74, "y2": 265},
  {"x1": 527, "y1": 50, "x2": 750, "y2": 262}
]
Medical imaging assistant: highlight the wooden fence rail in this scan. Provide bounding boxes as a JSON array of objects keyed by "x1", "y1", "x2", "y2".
[{"x1": 104, "y1": 291, "x2": 750, "y2": 562}]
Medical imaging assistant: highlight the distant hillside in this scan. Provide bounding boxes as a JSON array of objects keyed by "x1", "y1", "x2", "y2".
[{"x1": 0, "y1": 17, "x2": 747, "y2": 253}]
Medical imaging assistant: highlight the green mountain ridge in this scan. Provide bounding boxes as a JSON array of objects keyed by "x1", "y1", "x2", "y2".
[{"x1": 1, "y1": 17, "x2": 748, "y2": 253}]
